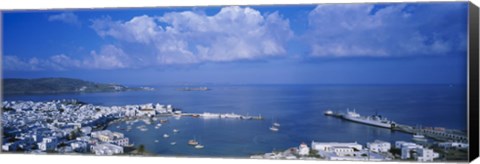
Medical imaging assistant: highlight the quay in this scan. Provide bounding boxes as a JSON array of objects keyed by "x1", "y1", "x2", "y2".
[
  {"x1": 324, "y1": 110, "x2": 467, "y2": 142},
  {"x1": 181, "y1": 112, "x2": 263, "y2": 120}
]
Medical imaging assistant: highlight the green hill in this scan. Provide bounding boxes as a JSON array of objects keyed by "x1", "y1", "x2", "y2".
[{"x1": 3, "y1": 78, "x2": 148, "y2": 94}]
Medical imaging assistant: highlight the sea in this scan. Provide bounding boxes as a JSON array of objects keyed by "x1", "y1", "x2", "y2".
[{"x1": 3, "y1": 84, "x2": 467, "y2": 158}]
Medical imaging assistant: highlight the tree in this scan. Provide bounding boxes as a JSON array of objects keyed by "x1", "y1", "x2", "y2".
[
  {"x1": 68, "y1": 130, "x2": 77, "y2": 140},
  {"x1": 138, "y1": 144, "x2": 145, "y2": 155}
]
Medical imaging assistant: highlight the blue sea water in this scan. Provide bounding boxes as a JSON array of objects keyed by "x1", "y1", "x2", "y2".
[{"x1": 3, "y1": 84, "x2": 467, "y2": 157}]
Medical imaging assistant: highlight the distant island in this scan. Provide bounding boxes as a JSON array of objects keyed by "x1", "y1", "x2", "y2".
[
  {"x1": 177, "y1": 87, "x2": 210, "y2": 91},
  {"x1": 3, "y1": 77, "x2": 154, "y2": 94}
]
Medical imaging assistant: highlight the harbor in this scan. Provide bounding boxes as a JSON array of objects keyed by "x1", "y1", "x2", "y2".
[{"x1": 324, "y1": 109, "x2": 468, "y2": 142}]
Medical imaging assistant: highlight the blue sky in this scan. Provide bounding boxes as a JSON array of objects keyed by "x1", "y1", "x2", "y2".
[{"x1": 2, "y1": 2, "x2": 468, "y2": 85}]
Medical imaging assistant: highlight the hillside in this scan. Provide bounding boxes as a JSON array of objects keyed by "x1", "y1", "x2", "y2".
[{"x1": 3, "y1": 78, "x2": 151, "y2": 94}]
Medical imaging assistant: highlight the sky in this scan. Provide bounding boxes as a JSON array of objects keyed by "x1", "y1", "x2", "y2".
[{"x1": 2, "y1": 2, "x2": 469, "y2": 85}]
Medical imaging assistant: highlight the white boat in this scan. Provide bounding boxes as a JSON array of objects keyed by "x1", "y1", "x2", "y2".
[
  {"x1": 163, "y1": 134, "x2": 170, "y2": 138},
  {"x1": 341, "y1": 109, "x2": 396, "y2": 129},
  {"x1": 188, "y1": 139, "x2": 199, "y2": 146},
  {"x1": 269, "y1": 126, "x2": 279, "y2": 132},
  {"x1": 170, "y1": 142, "x2": 176, "y2": 145},
  {"x1": 273, "y1": 122, "x2": 280, "y2": 127},
  {"x1": 412, "y1": 134, "x2": 428, "y2": 142},
  {"x1": 195, "y1": 144, "x2": 204, "y2": 149},
  {"x1": 173, "y1": 129, "x2": 179, "y2": 133},
  {"x1": 154, "y1": 140, "x2": 159, "y2": 143},
  {"x1": 324, "y1": 110, "x2": 334, "y2": 116}
]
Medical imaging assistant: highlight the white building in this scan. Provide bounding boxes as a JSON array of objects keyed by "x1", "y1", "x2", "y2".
[
  {"x1": 395, "y1": 141, "x2": 438, "y2": 161},
  {"x1": 71, "y1": 141, "x2": 89, "y2": 152},
  {"x1": 92, "y1": 143, "x2": 123, "y2": 155},
  {"x1": 416, "y1": 147, "x2": 439, "y2": 162},
  {"x1": 138, "y1": 109, "x2": 155, "y2": 117},
  {"x1": 2, "y1": 142, "x2": 19, "y2": 151},
  {"x1": 395, "y1": 141, "x2": 421, "y2": 149},
  {"x1": 311, "y1": 141, "x2": 363, "y2": 152},
  {"x1": 155, "y1": 103, "x2": 167, "y2": 113},
  {"x1": 91, "y1": 130, "x2": 130, "y2": 146},
  {"x1": 80, "y1": 127, "x2": 92, "y2": 135},
  {"x1": 311, "y1": 141, "x2": 364, "y2": 160},
  {"x1": 37, "y1": 137, "x2": 58, "y2": 151},
  {"x1": 367, "y1": 140, "x2": 391, "y2": 153},
  {"x1": 298, "y1": 143, "x2": 310, "y2": 156}
]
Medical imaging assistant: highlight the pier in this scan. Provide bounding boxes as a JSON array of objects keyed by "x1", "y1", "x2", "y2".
[
  {"x1": 324, "y1": 110, "x2": 467, "y2": 142},
  {"x1": 181, "y1": 112, "x2": 263, "y2": 120}
]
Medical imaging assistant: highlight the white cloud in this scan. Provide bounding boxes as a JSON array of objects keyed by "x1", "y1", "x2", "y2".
[
  {"x1": 86, "y1": 45, "x2": 131, "y2": 69},
  {"x1": 4, "y1": 45, "x2": 131, "y2": 71},
  {"x1": 48, "y1": 12, "x2": 81, "y2": 26},
  {"x1": 90, "y1": 6, "x2": 293, "y2": 65},
  {"x1": 306, "y1": 3, "x2": 467, "y2": 57},
  {"x1": 3, "y1": 56, "x2": 33, "y2": 71}
]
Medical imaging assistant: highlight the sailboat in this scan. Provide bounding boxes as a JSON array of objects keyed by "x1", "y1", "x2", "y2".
[
  {"x1": 273, "y1": 122, "x2": 280, "y2": 127},
  {"x1": 269, "y1": 126, "x2": 279, "y2": 132},
  {"x1": 270, "y1": 117, "x2": 280, "y2": 131},
  {"x1": 195, "y1": 144, "x2": 204, "y2": 149},
  {"x1": 188, "y1": 137, "x2": 199, "y2": 146}
]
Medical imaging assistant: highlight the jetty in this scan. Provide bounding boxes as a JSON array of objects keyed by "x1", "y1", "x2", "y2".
[
  {"x1": 324, "y1": 110, "x2": 467, "y2": 142},
  {"x1": 181, "y1": 112, "x2": 263, "y2": 120}
]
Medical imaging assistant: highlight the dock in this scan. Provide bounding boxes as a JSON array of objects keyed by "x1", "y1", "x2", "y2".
[
  {"x1": 324, "y1": 110, "x2": 467, "y2": 142},
  {"x1": 181, "y1": 113, "x2": 263, "y2": 120}
]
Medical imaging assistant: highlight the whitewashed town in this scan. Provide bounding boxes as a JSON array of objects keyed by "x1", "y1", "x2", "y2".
[{"x1": 1, "y1": 99, "x2": 469, "y2": 161}]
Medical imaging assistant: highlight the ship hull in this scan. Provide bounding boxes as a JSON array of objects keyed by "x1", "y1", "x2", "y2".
[{"x1": 342, "y1": 116, "x2": 393, "y2": 129}]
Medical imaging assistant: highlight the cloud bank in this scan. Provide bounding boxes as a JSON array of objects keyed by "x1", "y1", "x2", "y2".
[
  {"x1": 91, "y1": 6, "x2": 293, "y2": 64},
  {"x1": 305, "y1": 3, "x2": 467, "y2": 57}
]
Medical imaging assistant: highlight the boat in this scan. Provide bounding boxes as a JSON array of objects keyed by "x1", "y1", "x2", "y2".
[
  {"x1": 188, "y1": 139, "x2": 199, "y2": 146},
  {"x1": 195, "y1": 144, "x2": 204, "y2": 149},
  {"x1": 412, "y1": 133, "x2": 428, "y2": 142},
  {"x1": 173, "y1": 129, "x2": 179, "y2": 133},
  {"x1": 160, "y1": 119, "x2": 168, "y2": 123},
  {"x1": 341, "y1": 109, "x2": 396, "y2": 129},
  {"x1": 154, "y1": 140, "x2": 159, "y2": 143},
  {"x1": 170, "y1": 142, "x2": 176, "y2": 145},
  {"x1": 269, "y1": 126, "x2": 279, "y2": 132},
  {"x1": 163, "y1": 134, "x2": 170, "y2": 138},
  {"x1": 324, "y1": 110, "x2": 334, "y2": 116},
  {"x1": 273, "y1": 122, "x2": 280, "y2": 127}
]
